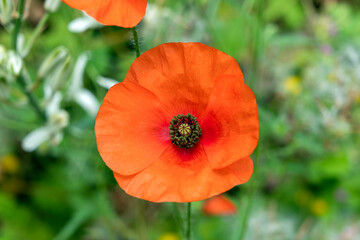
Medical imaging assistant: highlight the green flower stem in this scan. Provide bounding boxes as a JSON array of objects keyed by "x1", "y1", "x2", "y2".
[
  {"x1": 11, "y1": 0, "x2": 46, "y2": 121},
  {"x1": 185, "y1": 202, "x2": 192, "y2": 240},
  {"x1": 18, "y1": 76, "x2": 46, "y2": 121},
  {"x1": 132, "y1": 27, "x2": 141, "y2": 58},
  {"x1": 11, "y1": 0, "x2": 26, "y2": 51}
]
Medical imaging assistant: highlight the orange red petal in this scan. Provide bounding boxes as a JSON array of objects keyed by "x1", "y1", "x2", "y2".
[
  {"x1": 95, "y1": 82, "x2": 169, "y2": 175},
  {"x1": 201, "y1": 75, "x2": 259, "y2": 169},
  {"x1": 125, "y1": 42, "x2": 244, "y2": 119},
  {"x1": 114, "y1": 146, "x2": 253, "y2": 202},
  {"x1": 62, "y1": 0, "x2": 147, "y2": 28},
  {"x1": 202, "y1": 195, "x2": 237, "y2": 216}
]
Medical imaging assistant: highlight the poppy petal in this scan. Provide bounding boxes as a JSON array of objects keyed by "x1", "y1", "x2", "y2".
[
  {"x1": 114, "y1": 145, "x2": 253, "y2": 202},
  {"x1": 202, "y1": 195, "x2": 237, "y2": 216},
  {"x1": 95, "y1": 82, "x2": 170, "y2": 175},
  {"x1": 62, "y1": 0, "x2": 98, "y2": 10},
  {"x1": 125, "y1": 42, "x2": 244, "y2": 119},
  {"x1": 62, "y1": 0, "x2": 147, "y2": 28},
  {"x1": 201, "y1": 75, "x2": 259, "y2": 169}
]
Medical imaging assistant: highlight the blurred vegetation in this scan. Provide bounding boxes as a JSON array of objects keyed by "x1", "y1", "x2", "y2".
[{"x1": 1, "y1": 0, "x2": 360, "y2": 239}]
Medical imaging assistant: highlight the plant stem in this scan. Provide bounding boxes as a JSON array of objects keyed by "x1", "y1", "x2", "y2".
[
  {"x1": 11, "y1": 0, "x2": 26, "y2": 51},
  {"x1": 132, "y1": 27, "x2": 141, "y2": 58},
  {"x1": 11, "y1": 0, "x2": 46, "y2": 121},
  {"x1": 185, "y1": 202, "x2": 192, "y2": 240},
  {"x1": 18, "y1": 76, "x2": 46, "y2": 121}
]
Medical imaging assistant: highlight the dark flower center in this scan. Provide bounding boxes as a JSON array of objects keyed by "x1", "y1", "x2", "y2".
[{"x1": 169, "y1": 114, "x2": 202, "y2": 149}]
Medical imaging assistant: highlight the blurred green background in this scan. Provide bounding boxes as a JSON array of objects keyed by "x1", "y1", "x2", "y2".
[{"x1": 1, "y1": 0, "x2": 360, "y2": 239}]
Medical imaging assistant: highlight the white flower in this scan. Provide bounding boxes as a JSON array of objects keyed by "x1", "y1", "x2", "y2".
[
  {"x1": 68, "y1": 13, "x2": 103, "y2": 33},
  {"x1": 39, "y1": 47, "x2": 72, "y2": 94},
  {"x1": 22, "y1": 126, "x2": 53, "y2": 152},
  {"x1": 96, "y1": 76, "x2": 118, "y2": 89},
  {"x1": 67, "y1": 53, "x2": 99, "y2": 117},
  {"x1": 0, "y1": 45, "x2": 23, "y2": 82},
  {"x1": 21, "y1": 92, "x2": 69, "y2": 152},
  {"x1": 44, "y1": 0, "x2": 61, "y2": 13},
  {"x1": 8, "y1": 51, "x2": 23, "y2": 75}
]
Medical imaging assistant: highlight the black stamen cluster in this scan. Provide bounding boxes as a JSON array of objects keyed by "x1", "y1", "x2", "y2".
[{"x1": 169, "y1": 114, "x2": 202, "y2": 149}]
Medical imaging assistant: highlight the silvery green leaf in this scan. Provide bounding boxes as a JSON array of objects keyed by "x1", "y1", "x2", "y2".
[
  {"x1": 22, "y1": 126, "x2": 52, "y2": 152},
  {"x1": 96, "y1": 76, "x2": 118, "y2": 89},
  {"x1": 73, "y1": 89, "x2": 99, "y2": 117},
  {"x1": 0, "y1": 0, "x2": 13, "y2": 26},
  {"x1": 38, "y1": 47, "x2": 69, "y2": 79},
  {"x1": 44, "y1": 0, "x2": 60, "y2": 12},
  {"x1": 68, "y1": 13, "x2": 103, "y2": 33}
]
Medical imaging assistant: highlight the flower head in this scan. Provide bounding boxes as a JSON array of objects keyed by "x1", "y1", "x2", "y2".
[
  {"x1": 62, "y1": 0, "x2": 147, "y2": 28},
  {"x1": 95, "y1": 42, "x2": 259, "y2": 202}
]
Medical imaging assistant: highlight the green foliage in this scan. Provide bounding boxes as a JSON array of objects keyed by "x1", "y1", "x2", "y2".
[
  {"x1": 0, "y1": 0, "x2": 359, "y2": 239},
  {"x1": 264, "y1": 0, "x2": 305, "y2": 30}
]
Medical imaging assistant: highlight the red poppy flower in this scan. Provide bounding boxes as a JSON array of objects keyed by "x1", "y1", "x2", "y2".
[
  {"x1": 95, "y1": 42, "x2": 259, "y2": 202},
  {"x1": 202, "y1": 195, "x2": 237, "y2": 216},
  {"x1": 62, "y1": 0, "x2": 147, "y2": 28}
]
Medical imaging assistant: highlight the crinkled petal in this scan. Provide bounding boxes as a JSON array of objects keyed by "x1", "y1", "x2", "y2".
[
  {"x1": 114, "y1": 144, "x2": 253, "y2": 202},
  {"x1": 95, "y1": 81, "x2": 170, "y2": 175},
  {"x1": 125, "y1": 42, "x2": 244, "y2": 120},
  {"x1": 201, "y1": 75, "x2": 259, "y2": 169},
  {"x1": 62, "y1": 0, "x2": 147, "y2": 28}
]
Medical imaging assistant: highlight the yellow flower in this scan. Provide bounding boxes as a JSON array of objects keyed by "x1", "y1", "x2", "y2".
[
  {"x1": 356, "y1": 94, "x2": 360, "y2": 103},
  {"x1": 284, "y1": 76, "x2": 301, "y2": 95},
  {"x1": 1, "y1": 154, "x2": 20, "y2": 174},
  {"x1": 310, "y1": 198, "x2": 329, "y2": 216},
  {"x1": 159, "y1": 233, "x2": 180, "y2": 240}
]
